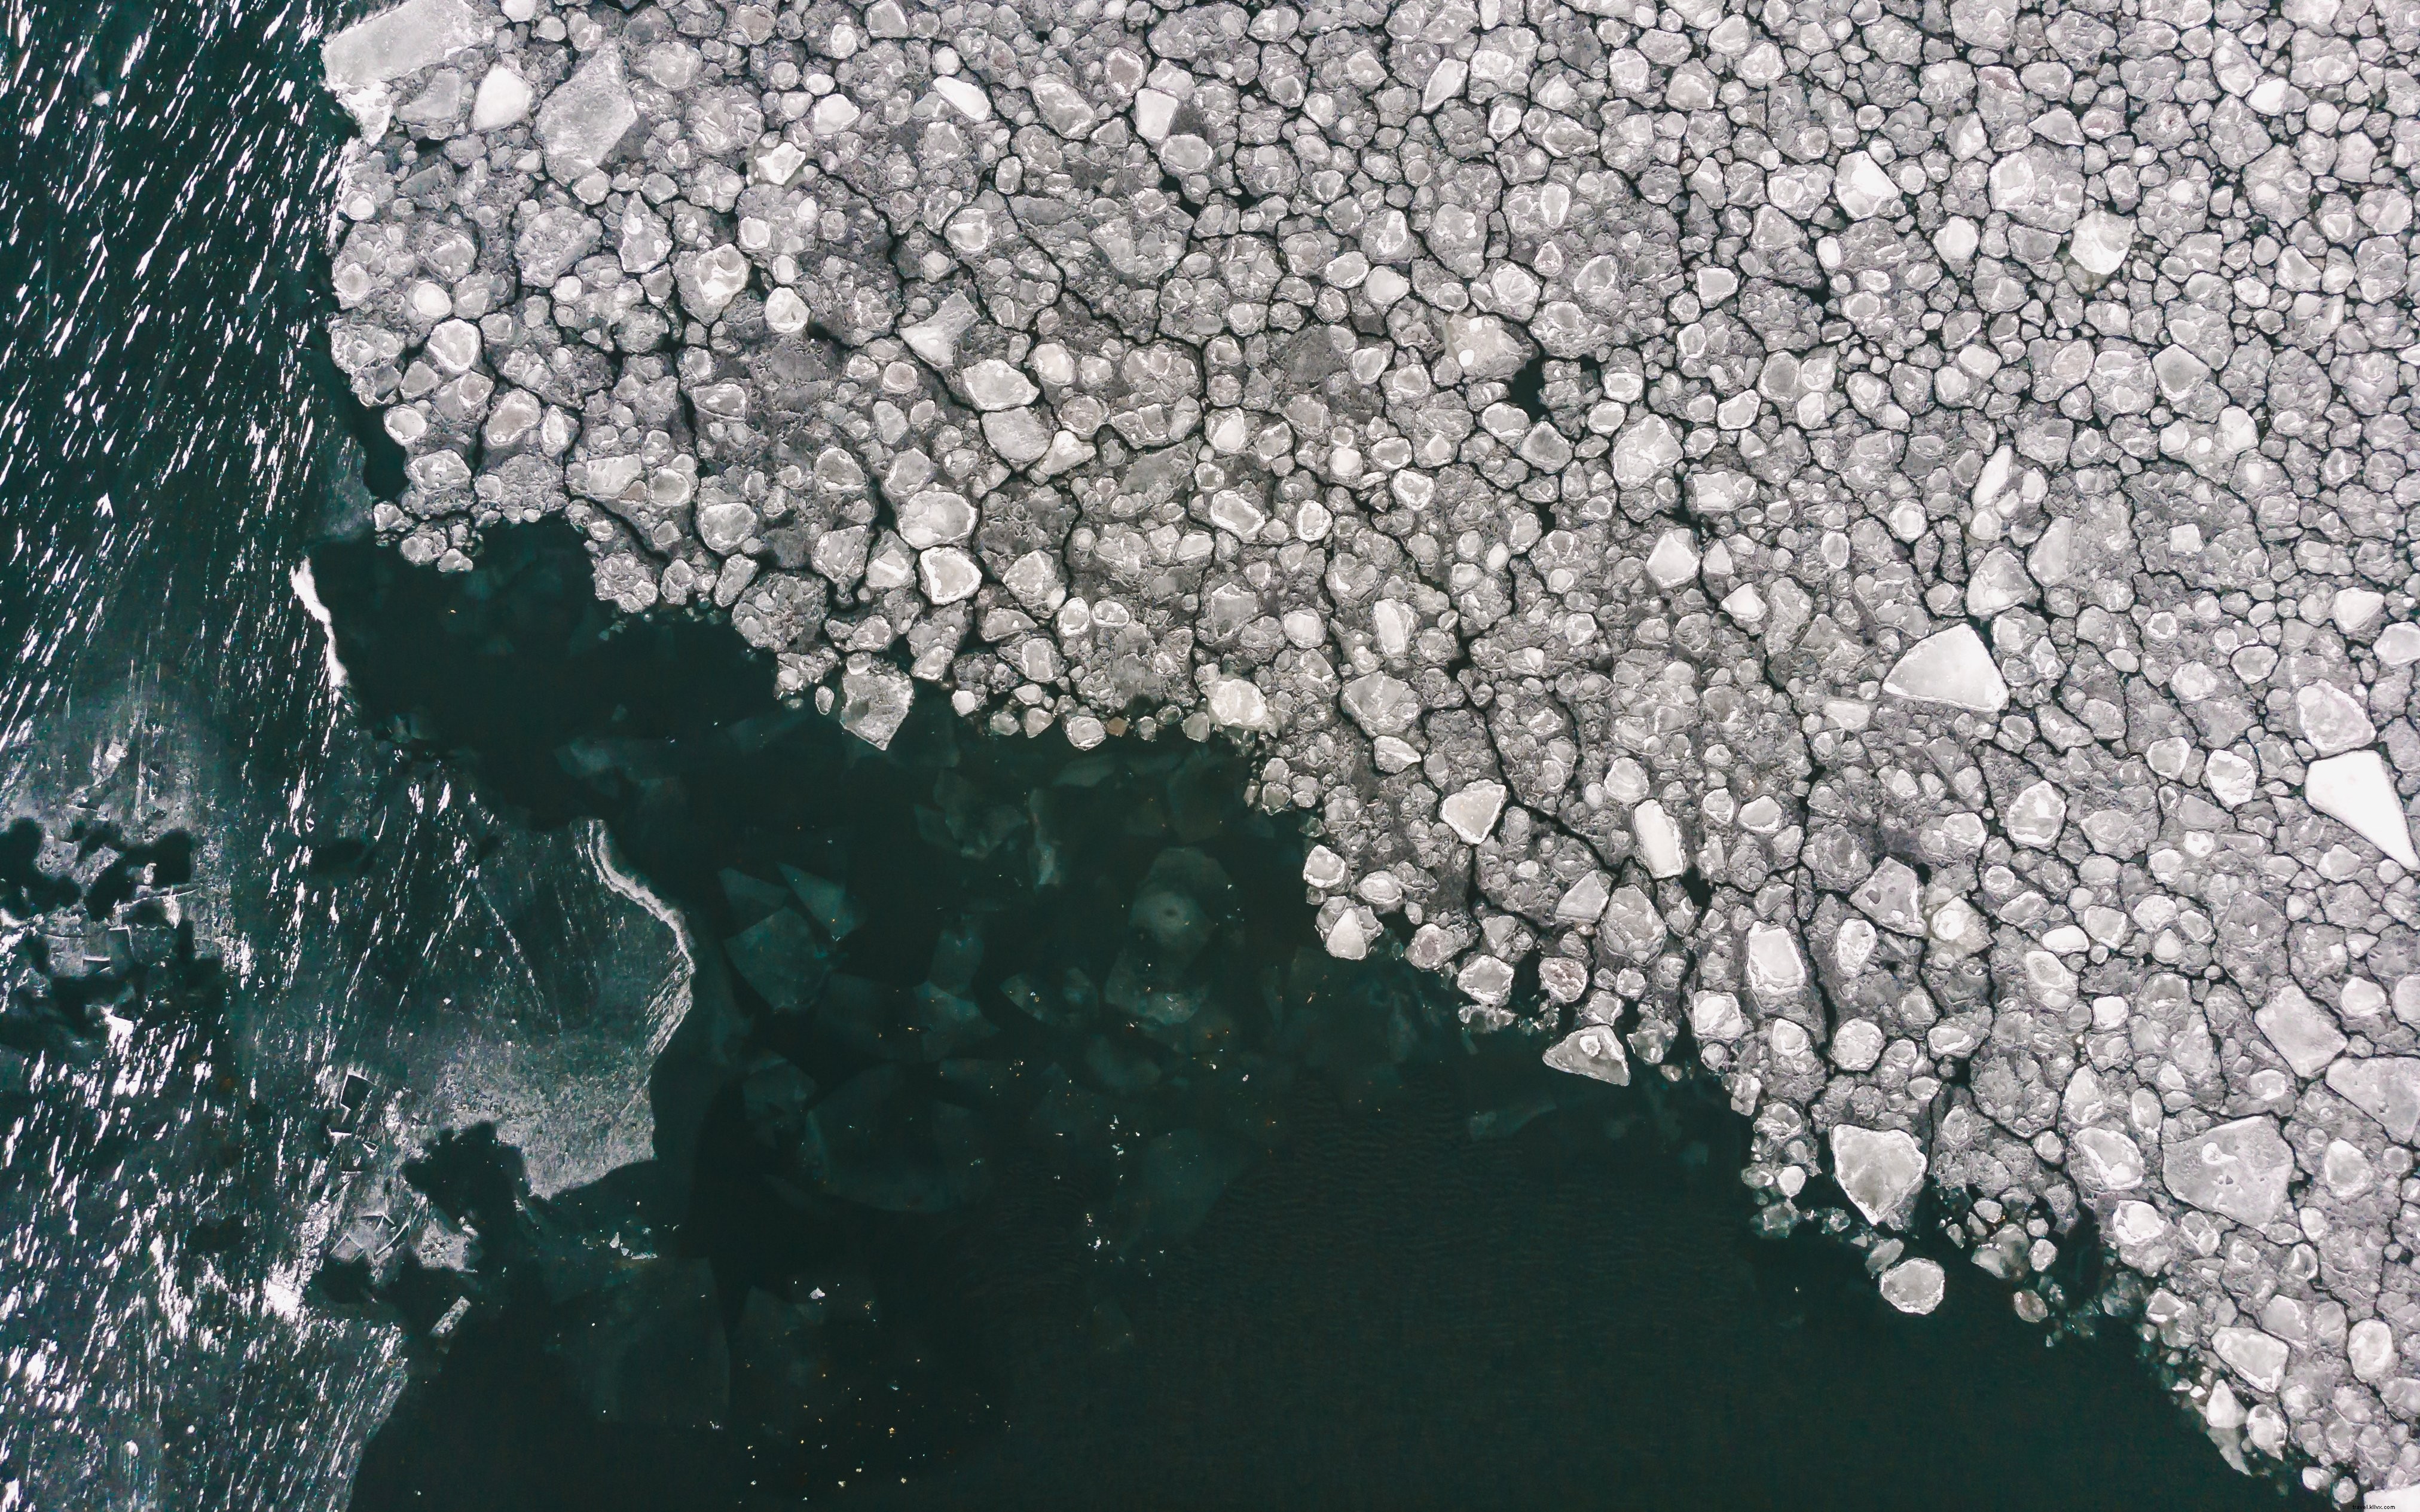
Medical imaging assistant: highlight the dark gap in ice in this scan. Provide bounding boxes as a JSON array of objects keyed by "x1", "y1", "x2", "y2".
[
  {"x1": 0, "y1": 818, "x2": 81, "y2": 917},
  {"x1": 1505, "y1": 348, "x2": 1550, "y2": 423},
  {"x1": 80, "y1": 828, "x2": 194, "y2": 917},
  {"x1": 1678, "y1": 864, "x2": 1715, "y2": 911}
]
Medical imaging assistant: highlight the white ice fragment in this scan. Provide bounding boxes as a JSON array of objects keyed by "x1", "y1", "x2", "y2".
[
  {"x1": 1832, "y1": 917, "x2": 1877, "y2": 977},
  {"x1": 1689, "y1": 991, "x2": 1746, "y2": 1043},
  {"x1": 1963, "y1": 546, "x2": 2033, "y2": 616},
  {"x1": 2305, "y1": 751, "x2": 2418, "y2": 867},
  {"x1": 2214, "y1": 1327, "x2": 2290, "y2": 1394},
  {"x1": 2162, "y1": 1116, "x2": 2293, "y2": 1227},
  {"x1": 1631, "y1": 800, "x2": 1686, "y2": 879},
  {"x1": 2377, "y1": 623, "x2": 2420, "y2": 668},
  {"x1": 1324, "y1": 907, "x2": 1370, "y2": 960},
  {"x1": 2067, "y1": 210, "x2": 2135, "y2": 275},
  {"x1": 763, "y1": 287, "x2": 809, "y2": 335},
  {"x1": 1884, "y1": 625, "x2": 2008, "y2": 713},
  {"x1": 1440, "y1": 780, "x2": 1508, "y2": 845},
  {"x1": 1303, "y1": 846, "x2": 1348, "y2": 890},
  {"x1": 323, "y1": 0, "x2": 493, "y2": 127},
  {"x1": 2352, "y1": 1320, "x2": 2397, "y2": 1384},
  {"x1": 980, "y1": 408, "x2": 1052, "y2": 466},
  {"x1": 809, "y1": 93, "x2": 861, "y2": 135},
  {"x1": 1339, "y1": 672, "x2": 1420, "y2": 737},
  {"x1": 2108, "y1": 1200, "x2": 2167, "y2": 1250},
  {"x1": 2068, "y1": 1127, "x2": 2146, "y2": 1195},
  {"x1": 1457, "y1": 956, "x2": 1515, "y2": 1007},
  {"x1": 2298, "y1": 681, "x2": 2378, "y2": 757},
  {"x1": 536, "y1": 49, "x2": 638, "y2": 180},
  {"x1": 2335, "y1": 588, "x2": 2386, "y2": 635},
  {"x1": 897, "y1": 489, "x2": 977, "y2": 547},
  {"x1": 2327, "y1": 1058, "x2": 2420, "y2": 1143},
  {"x1": 1545, "y1": 1025, "x2": 1630, "y2": 1086},
  {"x1": 2256, "y1": 985, "x2": 2347, "y2": 1078},
  {"x1": 1132, "y1": 87, "x2": 1177, "y2": 142},
  {"x1": 1609, "y1": 414, "x2": 1681, "y2": 488},
  {"x1": 470, "y1": 62, "x2": 533, "y2": 131},
  {"x1": 837, "y1": 665, "x2": 914, "y2": 749},
  {"x1": 1831, "y1": 1018, "x2": 1884, "y2": 1072},
  {"x1": 1834, "y1": 151, "x2": 1902, "y2": 219},
  {"x1": 961, "y1": 359, "x2": 1039, "y2": 411},
  {"x1": 1850, "y1": 858, "x2": 1924, "y2": 936},
  {"x1": 1422, "y1": 57, "x2": 1468, "y2": 112},
  {"x1": 1878, "y1": 1258, "x2": 1944, "y2": 1315},
  {"x1": 1830, "y1": 1125, "x2": 1927, "y2": 1228},
  {"x1": 900, "y1": 292, "x2": 979, "y2": 369},
  {"x1": 916, "y1": 546, "x2": 982, "y2": 605},
  {"x1": 2004, "y1": 780, "x2": 2067, "y2": 849},
  {"x1": 1209, "y1": 678, "x2": 1269, "y2": 730},
  {"x1": 1743, "y1": 922, "x2": 1805, "y2": 1003},
  {"x1": 1644, "y1": 528, "x2": 1700, "y2": 589},
  {"x1": 931, "y1": 75, "x2": 992, "y2": 120},
  {"x1": 2206, "y1": 749, "x2": 2259, "y2": 808},
  {"x1": 1555, "y1": 871, "x2": 1612, "y2": 925},
  {"x1": 289, "y1": 561, "x2": 349, "y2": 691}
]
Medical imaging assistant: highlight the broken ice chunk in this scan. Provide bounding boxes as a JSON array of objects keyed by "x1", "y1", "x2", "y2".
[
  {"x1": 1555, "y1": 871, "x2": 1612, "y2": 926},
  {"x1": 2161, "y1": 1116, "x2": 2292, "y2": 1226},
  {"x1": 1831, "y1": 1019, "x2": 1884, "y2": 1072},
  {"x1": 323, "y1": 0, "x2": 494, "y2": 128},
  {"x1": 1631, "y1": 799, "x2": 1685, "y2": 879},
  {"x1": 2003, "y1": 780, "x2": 2066, "y2": 849},
  {"x1": 1878, "y1": 1257, "x2": 1944, "y2": 1315},
  {"x1": 917, "y1": 547, "x2": 982, "y2": 605},
  {"x1": 2305, "y1": 751, "x2": 2419, "y2": 867},
  {"x1": 724, "y1": 908, "x2": 827, "y2": 1012},
  {"x1": 1832, "y1": 151, "x2": 1902, "y2": 219},
  {"x1": 1208, "y1": 678, "x2": 1269, "y2": 730},
  {"x1": 2067, "y1": 1127, "x2": 2146, "y2": 1195},
  {"x1": 1850, "y1": 859, "x2": 1924, "y2": 936},
  {"x1": 1440, "y1": 780, "x2": 1508, "y2": 845},
  {"x1": 2255, "y1": 985, "x2": 2347, "y2": 1078},
  {"x1": 2352, "y1": 1320, "x2": 2397, "y2": 1384},
  {"x1": 1743, "y1": 923, "x2": 1805, "y2": 1005},
  {"x1": 1883, "y1": 625, "x2": 2008, "y2": 713},
  {"x1": 2297, "y1": 681, "x2": 2378, "y2": 757},
  {"x1": 1644, "y1": 528, "x2": 1700, "y2": 589},
  {"x1": 2326, "y1": 1058, "x2": 2420, "y2": 1143},
  {"x1": 2212, "y1": 1327, "x2": 2290, "y2": 1394},
  {"x1": 960, "y1": 359, "x2": 1038, "y2": 411},
  {"x1": 1339, "y1": 672, "x2": 1420, "y2": 737},
  {"x1": 2067, "y1": 210, "x2": 2135, "y2": 276},
  {"x1": 536, "y1": 48, "x2": 638, "y2": 181},
  {"x1": 1456, "y1": 956, "x2": 1514, "y2": 1007},
  {"x1": 470, "y1": 63, "x2": 533, "y2": 130},
  {"x1": 1830, "y1": 1125, "x2": 1927, "y2": 1228},
  {"x1": 836, "y1": 664, "x2": 914, "y2": 749},
  {"x1": 1544, "y1": 1025, "x2": 1630, "y2": 1086},
  {"x1": 2206, "y1": 750, "x2": 2259, "y2": 808},
  {"x1": 1609, "y1": 414, "x2": 1680, "y2": 488},
  {"x1": 1689, "y1": 990, "x2": 1746, "y2": 1043}
]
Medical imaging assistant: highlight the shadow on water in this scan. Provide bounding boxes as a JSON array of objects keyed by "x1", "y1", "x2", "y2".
[{"x1": 317, "y1": 522, "x2": 2311, "y2": 1512}]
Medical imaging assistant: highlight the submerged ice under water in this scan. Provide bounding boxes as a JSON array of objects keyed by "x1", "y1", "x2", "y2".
[{"x1": 0, "y1": 0, "x2": 2369, "y2": 1509}]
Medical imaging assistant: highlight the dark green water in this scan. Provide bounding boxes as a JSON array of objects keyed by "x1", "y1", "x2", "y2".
[
  {"x1": 317, "y1": 525, "x2": 2305, "y2": 1512},
  {"x1": 0, "y1": 2, "x2": 2320, "y2": 1508}
]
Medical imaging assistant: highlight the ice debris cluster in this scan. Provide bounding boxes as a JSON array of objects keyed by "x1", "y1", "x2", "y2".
[{"x1": 324, "y1": 0, "x2": 2420, "y2": 1494}]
